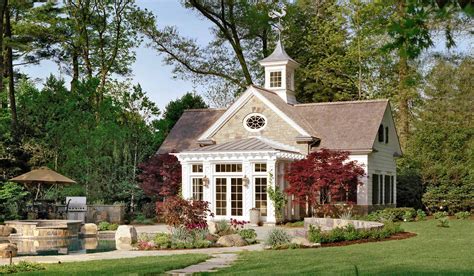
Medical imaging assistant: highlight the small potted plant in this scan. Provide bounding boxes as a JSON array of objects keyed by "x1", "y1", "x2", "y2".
[{"x1": 250, "y1": 208, "x2": 260, "y2": 226}]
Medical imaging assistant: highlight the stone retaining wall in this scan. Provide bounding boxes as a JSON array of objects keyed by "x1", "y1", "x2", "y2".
[
  {"x1": 304, "y1": 217, "x2": 384, "y2": 232},
  {"x1": 86, "y1": 205, "x2": 125, "y2": 224}
]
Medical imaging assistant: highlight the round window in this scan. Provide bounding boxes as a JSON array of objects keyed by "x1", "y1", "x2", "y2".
[{"x1": 244, "y1": 113, "x2": 267, "y2": 132}]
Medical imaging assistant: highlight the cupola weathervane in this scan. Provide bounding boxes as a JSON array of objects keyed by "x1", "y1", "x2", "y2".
[{"x1": 268, "y1": 4, "x2": 286, "y2": 40}]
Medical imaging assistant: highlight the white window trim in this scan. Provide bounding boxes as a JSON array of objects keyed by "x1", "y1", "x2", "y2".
[
  {"x1": 269, "y1": 70, "x2": 283, "y2": 89},
  {"x1": 243, "y1": 113, "x2": 267, "y2": 132}
]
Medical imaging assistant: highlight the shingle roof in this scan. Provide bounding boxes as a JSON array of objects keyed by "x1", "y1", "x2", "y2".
[
  {"x1": 294, "y1": 100, "x2": 388, "y2": 150},
  {"x1": 158, "y1": 88, "x2": 390, "y2": 154},
  {"x1": 185, "y1": 137, "x2": 302, "y2": 153},
  {"x1": 157, "y1": 109, "x2": 226, "y2": 154},
  {"x1": 253, "y1": 85, "x2": 318, "y2": 137}
]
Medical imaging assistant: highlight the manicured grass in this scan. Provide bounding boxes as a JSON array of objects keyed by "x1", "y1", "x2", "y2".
[
  {"x1": 209, "y1": 219, "x2": 474, "y2": 275},
  {"x1": 17, "y1": 254, "x2": 209, "y2": 275}
]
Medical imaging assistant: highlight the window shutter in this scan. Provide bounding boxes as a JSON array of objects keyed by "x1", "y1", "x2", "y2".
[
  {"x1": 378, "y1": 125, "x2": 384, "y2": 142},
  {"x1": 384, "y1": 175, "x2": 391, "y2": 205},
  {"x1": 372, "y1": 174, "x2": 379, "y2": 204},
  {"x1": 385, "y1": 127, "x2": 389, "y2": 143}
]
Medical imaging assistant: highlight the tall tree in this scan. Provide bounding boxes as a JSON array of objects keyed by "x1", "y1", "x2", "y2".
[
  {"x1": 154, "y1": 92, "x2": 207, "y2": 147},
  {"x1": 407, "y1": 57, "x2": 473, "y2": 213},
  {"x1": 285, "y1": 0, "x2": 359, "y2": 102},
  {"x1": 134, "y1": 1, "x2": 279, "y2": 106}
]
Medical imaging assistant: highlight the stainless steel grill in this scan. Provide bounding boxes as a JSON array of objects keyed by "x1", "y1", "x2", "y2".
[{"x1": 66, "y1": 197, "x2": 87, "y2": 222}]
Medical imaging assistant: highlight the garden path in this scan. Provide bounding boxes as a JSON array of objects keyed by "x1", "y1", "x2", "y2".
[{"x1": 167, "y1": 253, "x2": 238, "y2": 275}]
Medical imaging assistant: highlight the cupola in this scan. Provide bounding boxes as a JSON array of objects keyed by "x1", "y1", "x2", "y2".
[{"x1": 258, "y1": 39, "x2": 299, "y2": 104}]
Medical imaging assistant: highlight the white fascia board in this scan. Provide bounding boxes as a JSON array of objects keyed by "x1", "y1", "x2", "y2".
[
  {"x1": 197, "y1": 87, "x2": 255, "y2": 141},
  {"x1": 253, "y1": 90, "x2": 311, "y2": 137}
]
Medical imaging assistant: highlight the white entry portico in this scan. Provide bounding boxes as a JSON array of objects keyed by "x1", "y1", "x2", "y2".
[{"x1": 175, "y1": 137, "x2": 304, "y2": 223}]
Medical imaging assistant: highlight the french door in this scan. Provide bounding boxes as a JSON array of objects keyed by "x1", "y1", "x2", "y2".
[{"x1": 214, "y1": 177, "x2": 243, "y2": 218}]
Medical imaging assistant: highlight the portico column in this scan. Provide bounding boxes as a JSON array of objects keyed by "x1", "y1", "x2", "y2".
[
  {"x1": 266, "y1": 159, "x2": 277, "y2": 224},
  {"x1": 181, "y1": 161, "x2": 191, "y2": 199},
  {"x1": 243, "y1": 159, "x2": 252, "y2": 220},
  {"x1": 203, "y1": 159, "x2": 212, "y2": 204}
]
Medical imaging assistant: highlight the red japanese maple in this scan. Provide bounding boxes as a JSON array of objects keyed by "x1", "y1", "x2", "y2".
[
  {"x1": 138, "y1": 153, "x2": 181, "y2": 198},
  {"x1": 285, "y1": 149, "x2": 365, "y2": 210}
]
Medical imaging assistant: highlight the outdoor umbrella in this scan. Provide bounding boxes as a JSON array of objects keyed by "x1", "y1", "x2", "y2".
[{"x1": 10, "y1": 167, "x2": 77, "y2": 200}]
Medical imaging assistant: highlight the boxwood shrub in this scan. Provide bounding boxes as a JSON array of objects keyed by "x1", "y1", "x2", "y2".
[{"x1": 308, "y1": 222, "x2": 403, "y2": 244}]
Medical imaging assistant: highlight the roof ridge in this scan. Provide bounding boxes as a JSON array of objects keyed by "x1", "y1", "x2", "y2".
[
  {"x1": 183, "y1": 108, "x2": 227, "y2": 112},
  {"x1": 294, "y1": 99, "x2": 389, "y2": 107},
  {"x1": 250, "y1": 85, "x2": 279, "y2": 96}
]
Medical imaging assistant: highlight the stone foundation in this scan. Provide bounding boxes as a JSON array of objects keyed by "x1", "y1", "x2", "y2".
[{"x1": 304, "y1": 217, "x2": 384, "y2": 232}]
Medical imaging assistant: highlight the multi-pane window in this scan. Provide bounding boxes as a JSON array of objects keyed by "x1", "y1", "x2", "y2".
[
  {"x1": 215, "y1": 164, "x2": 242, "y2": 173},
  {"x1": 215, "y1": 178, "x2": 227, "y2": 215},
  {"x1": 255, "y1": 177, "x2": 267, "y2": 216},
  {"x1": 373, "y1": 173, "x2": 395, "y2": 204},
  {"x1": 192, "y1": 164, "x2": 203, "y2": 173},
  {"x1": 254, "y1": 163, "x2": 267, "y2": 172},
  {"x1": 231, "y1": 178, "x2": 243, "y2": 216},
  {"x1": 192, "y1": 178, "x2": 203, "y2": 201},
  {"x1": 270, "y1": 71, "x2": 282, "y2": 87}
]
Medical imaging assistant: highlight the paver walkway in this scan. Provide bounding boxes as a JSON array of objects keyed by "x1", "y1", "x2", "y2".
[
  {"x1": 0, "y1": 244, "x2": 263, "y2": 265},
  {"x1": 167, "y1": 253, "x2": 238, "y2": 275}
]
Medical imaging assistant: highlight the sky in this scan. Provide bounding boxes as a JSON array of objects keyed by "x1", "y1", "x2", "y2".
[
  {"x1": 22, "y1": 0, "x2": 213, "y2": 111},
  {"x1": 21, "y1": 1, "x2": 472, "y2": 112}
]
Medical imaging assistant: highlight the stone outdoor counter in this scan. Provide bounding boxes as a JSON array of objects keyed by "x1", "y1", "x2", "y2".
[
  {"x1": 5, "y1": 220, "x2": 82, "y2": 239},
  {"x1": 304, "y1": 217, "x2": 384, "y2": 232}
]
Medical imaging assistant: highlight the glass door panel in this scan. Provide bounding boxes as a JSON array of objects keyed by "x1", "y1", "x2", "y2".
[
  {"x1": 215, "y1": 178, "x2": 227, "y2": 216},
  {"x1": 231, "y1": 178, "x2": 243, "y2": 216}
]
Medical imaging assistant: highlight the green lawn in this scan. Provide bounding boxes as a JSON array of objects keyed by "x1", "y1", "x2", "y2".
[
  {"x1": 17, "y1": 254, "x2": 209, "y2": 275},
  {"x1": 208, "y1": 219, "x2": 474, "y2": 275}
]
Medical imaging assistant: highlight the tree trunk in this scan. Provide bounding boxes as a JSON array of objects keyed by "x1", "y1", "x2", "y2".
[
  {"x1": 71, "y1": 47, "x2": 79, "y2": 92},
  {"x1": 5, "y1": 5, "x2": 17, "y2": 135},
  {"x1": 0, "y1": 0, "x2": 6, "y2": 110}
]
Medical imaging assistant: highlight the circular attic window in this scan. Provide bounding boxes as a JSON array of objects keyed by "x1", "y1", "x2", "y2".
[{"x1": 244, "y1": 113, "x2": 267, "y2": 132}]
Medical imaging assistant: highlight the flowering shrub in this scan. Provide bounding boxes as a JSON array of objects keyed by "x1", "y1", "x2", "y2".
[
  {"x1": 159, "y1": 196, "x2": 213, "y2": 228},
  {"x1": 137, "y1": 240, "x2": 156, "y2": 250},
  {"x1": 230, "y1": 218, "x2": 248, "y2": 230}
]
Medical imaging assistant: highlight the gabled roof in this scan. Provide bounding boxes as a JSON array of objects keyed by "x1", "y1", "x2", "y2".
[
  {"x1": 184, "y1": 137, "x2": 302, "y2": 154},
  {"x1": 159, "y1": 85, "x2": 395, "y2": 154},
  {"x1": 294, "y1": 100, "x2": 389, "y2": 151},
  {"x1": 157, "y1": 109, "x2": 226, "y2": 154},
  {"x1": 197, "y1": 86, "x2": 312, "y2": 141}
]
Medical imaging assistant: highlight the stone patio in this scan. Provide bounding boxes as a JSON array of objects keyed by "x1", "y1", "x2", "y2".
[{"x1": 0, "y1": 223, "x2": 302, "y2": 266}]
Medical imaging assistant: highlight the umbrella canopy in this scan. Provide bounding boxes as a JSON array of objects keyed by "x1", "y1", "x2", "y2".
[{"x1": 10, "y1": 167, "x2": 76, "y2": 184}]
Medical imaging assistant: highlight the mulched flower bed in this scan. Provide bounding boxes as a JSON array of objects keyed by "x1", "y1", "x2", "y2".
[{"x1": 320, "y1": 232, "x2": 417, "y2": 248}]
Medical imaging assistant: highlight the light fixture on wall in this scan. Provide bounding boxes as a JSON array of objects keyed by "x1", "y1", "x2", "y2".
[
  {"x1": 202, "y1": 176, "x2": 209, "y2": 188},
  {"x1": 242, "y1": 175, "x2": 249, "y2": 187}
]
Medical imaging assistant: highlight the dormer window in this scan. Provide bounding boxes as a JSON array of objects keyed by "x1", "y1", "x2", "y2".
[
  {"x1": 270, "y1": 71, "x2": 282, "y2": 88},
  {"x1": 378, "y1": 125, "x2": 384, "y2": 142}
]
